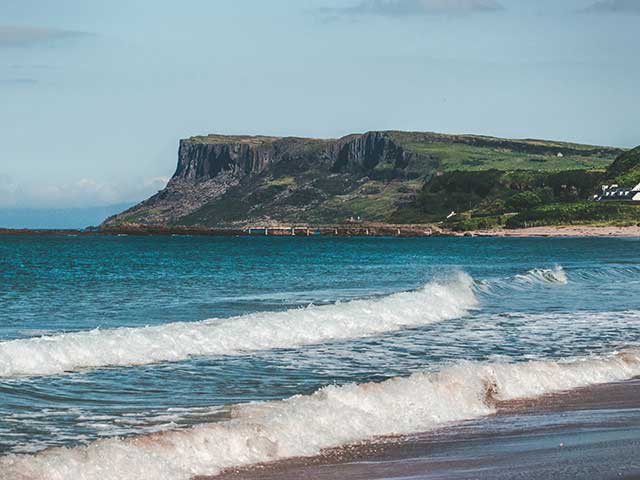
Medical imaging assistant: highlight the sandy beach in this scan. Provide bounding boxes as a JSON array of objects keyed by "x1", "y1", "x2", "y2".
[
  {"x1": 207, "y1": 379, "x2": 640, "y2": 480},
  {"x1": 462, "y1": 225, "x2": 640, "y2": 237}
]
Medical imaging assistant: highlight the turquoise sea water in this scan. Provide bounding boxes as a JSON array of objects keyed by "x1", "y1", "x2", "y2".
[{"x1": 1, "y1": 235, "x2": 640, "y2": 477}]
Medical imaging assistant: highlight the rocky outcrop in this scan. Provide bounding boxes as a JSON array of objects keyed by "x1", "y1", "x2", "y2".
[
  {"x1": 103, "y1": 137, "x2": 287, "y2": 226},
  {"x1": 175, "y1": 137, "x2": 288, "y2": 180},
  {"x1": 106, "y1": 172, "x2": 242, "y2": 226},
  {"x1": 102, "y1": 132, "x2": 419, "y2": 227},
  {"x1": 331, "y1": 131, "x2": 417, "y2": 173}
]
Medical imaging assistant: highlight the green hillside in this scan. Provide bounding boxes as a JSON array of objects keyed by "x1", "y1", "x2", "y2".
[
  {"x1": 389, "y1": 132, "x2": 615, "y2": 172},
  {"x1": 412, "y1": 144, "x2": 640, "y2": 231},
  {"x1": 605, "y1": 146, "x2": 640, "y2": 186}
]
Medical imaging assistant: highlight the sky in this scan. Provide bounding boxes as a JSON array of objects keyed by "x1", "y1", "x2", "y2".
[{"x1": 1, "y1": 0, "x2": 639, "y2": 213}]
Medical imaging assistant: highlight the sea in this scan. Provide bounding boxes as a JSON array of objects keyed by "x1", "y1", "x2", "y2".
[{"x1": 1, "y1": 234, "x2": 640, "y2": 479}]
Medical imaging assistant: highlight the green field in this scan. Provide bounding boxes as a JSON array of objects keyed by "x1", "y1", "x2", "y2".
[
  {"x1": 411, "y1": 146, "x2": 640, "y2": 231},
  {"x1": 401, "y1": 141, "x2": 614, "y2": 172}
]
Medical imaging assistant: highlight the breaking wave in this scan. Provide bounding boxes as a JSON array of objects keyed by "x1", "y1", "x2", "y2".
[
  {"x1": 0, "y1": 273, "x2": 477, "y2": 377},
  {"x1": 513, "y1": 266, "x2": 568, "y2": 285},
  {"x1": 477, "y1": 266, "x2": 569, "y2": 294},
  {"x1": 2, "y1": 349, "x2": 639, "y2": 480}
]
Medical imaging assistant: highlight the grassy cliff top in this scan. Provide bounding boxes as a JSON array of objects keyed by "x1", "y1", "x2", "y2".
[
  {"x1": 186, "y1": 134, "x2": 283, "y2": 145},
  {"x1": 185, "y1": 131, "x2": 622, "y2": 150},
  {"x1": 386, "y1": 130, "x2": 619, "y2": 150},
  {"x1": 184, "y1": 131, "x2": 623, "y2": 172},
  {"x1": 386, "y1": 131, "x2": 622, "y2": 172}
]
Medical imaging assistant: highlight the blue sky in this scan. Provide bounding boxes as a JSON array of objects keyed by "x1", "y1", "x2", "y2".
[{"x1": 1, "y1": 0, "x2": 639, "y2": 209}]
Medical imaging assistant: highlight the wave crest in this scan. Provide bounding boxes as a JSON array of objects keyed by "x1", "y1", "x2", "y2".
[
  {"x1": 3, "y1": 350, "x2": 639, "y2": 480},
  {"x1": 0, "y1": 273, "x2": 477, "y2": 377},
  {"x1": 515, "y1": 266, "x2": 568, "y2": 285}
]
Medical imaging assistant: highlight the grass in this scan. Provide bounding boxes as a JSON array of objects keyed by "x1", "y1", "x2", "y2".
[
  {"x1": 266, "y1": 176, "x2": 296, "y2": 187},
  {"x1": 387, "y1": 130, "x2": 617, "y2": 151},
  {"x1": 606, "y1": 146, "x2": 640, "y2": 186},
  {"x1": 400, "y1": 142, "x2": 614, "y2": 172},
  {"x1": 445, "y1": 214, "x2": 512, "y2": 232},
  {"x1": 187, "y1": 135, "x2": 281, "y2": 145},
  {"x1": 316, "y1": 180, "x2": 420, "y2": 222}
]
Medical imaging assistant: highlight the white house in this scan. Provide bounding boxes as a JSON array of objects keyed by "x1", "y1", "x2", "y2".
[{"x1": 598, "y1": 182, "x2": 640, "y2": 201}]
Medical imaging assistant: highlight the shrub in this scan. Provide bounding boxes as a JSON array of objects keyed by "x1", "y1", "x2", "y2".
[{"x1": 505, "y1": 191, "x2": 543, "y2": 211}]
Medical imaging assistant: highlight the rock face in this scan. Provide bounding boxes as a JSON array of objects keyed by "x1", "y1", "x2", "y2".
[
  {"x1": 102, "y1": 131, "x2": 622, "y2": 228},
  {"x1": 102, "y1": 132, "x2": 427, "y2": 227},
  {"x1": 175, "y1": 136, "x2": 286, "y2": 180},
  {"x1": 331, "y1": 131, "x2": 414, "y2": 173},
  {"x1": 103, "y1": 136, "x2": 290, "y2": 226}
]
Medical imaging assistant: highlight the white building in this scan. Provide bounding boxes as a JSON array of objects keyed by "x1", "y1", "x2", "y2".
[{"x1": 598, "y1": 182, "x2": 640, "y2": 201}]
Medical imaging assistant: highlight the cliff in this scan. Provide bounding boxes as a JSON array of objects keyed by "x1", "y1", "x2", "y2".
[{"x1": 102, "y1": 131, "x2": 623, "y2": 228}]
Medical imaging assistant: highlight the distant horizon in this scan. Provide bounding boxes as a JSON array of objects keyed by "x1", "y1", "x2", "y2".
[{"x1": 0, "y1": 203, "x2": 135, "y2": 229}]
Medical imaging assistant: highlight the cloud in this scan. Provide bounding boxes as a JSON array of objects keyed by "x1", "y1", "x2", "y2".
[
  {"x1": 582, "y1": 0, "x2": 640, "y2": 13},
  {"x1": 324, "y1": 0, "x2": 504, "y2": 18},
  {"x1": 144, "y1": 176, "x2": 171, "y2": 190},
  {"x1": 0, "y1": 78, "x2": 38, "y2": 85},
  {"x1": 0, "y1": 175, "x2": 18, "y2": 207},
  {"x1": 0, "y1": 25, "x2": 88, "y2": 48},
  {"x1": 0, "y1": 175, "x2": 170, "y2": 208}
]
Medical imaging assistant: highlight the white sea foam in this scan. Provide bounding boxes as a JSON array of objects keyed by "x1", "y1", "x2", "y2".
[
  {"x1": 3, "y1": 349, "x2": 640, "y2": 480},
  {"x1": 0, "y1": 273, "x2": 477, "y2": 377}
]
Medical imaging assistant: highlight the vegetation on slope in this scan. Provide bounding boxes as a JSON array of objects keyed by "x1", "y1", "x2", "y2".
[
  {"x1": 506, "y1": 203, "x2": 640, "y2": 229},
  {"x1": 411, "y1": 145, "x2": 640, "y2": 231},
  {"x1": 605, "y1": 146, "x2": 640, "y2": 186},
  {"x1": 389, "y1": 131, "x2": 617, "y2": 172}
]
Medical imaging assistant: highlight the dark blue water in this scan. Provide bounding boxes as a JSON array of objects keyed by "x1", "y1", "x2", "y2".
[{"x1": 1, "y1": 235, "x2": 639, "y2": 455}]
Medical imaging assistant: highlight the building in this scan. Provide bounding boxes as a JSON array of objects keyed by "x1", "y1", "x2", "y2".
[{"x1": 597, "y1": 183, "x2": 640, "y2": 202}]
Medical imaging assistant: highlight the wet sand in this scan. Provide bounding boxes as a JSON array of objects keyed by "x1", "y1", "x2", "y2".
[{"x1": 204, "y1": 379, "x2": 640, "y2": 480}]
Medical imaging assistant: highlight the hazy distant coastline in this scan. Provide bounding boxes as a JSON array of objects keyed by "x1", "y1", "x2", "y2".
[{"x1": 0, "y1": 203, "x2": 134, "y2": 230}]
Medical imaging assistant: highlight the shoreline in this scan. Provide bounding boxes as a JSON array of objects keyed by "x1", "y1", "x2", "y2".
[
  {"x1": 205, "y1": 378, "x2": 640, "y2": 480},
  {"x1": 460, "y1": 224, "x2": 640, "y2": 237},
  {"x1": 2, "y1": 224, "x2": 640, "y2": 238}
]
